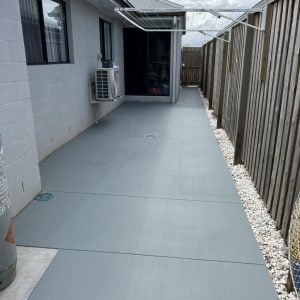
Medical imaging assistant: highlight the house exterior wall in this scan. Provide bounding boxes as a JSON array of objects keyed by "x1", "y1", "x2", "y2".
[
  {"x1": 27, "y1": 0, "x2": 125, "y2": 162},
  {"x1": 0, "y1": 0, "x2": 41, "y2": 216},
  {"x1": 0, "y1": 0, "x2": 181, "y2": 215}
]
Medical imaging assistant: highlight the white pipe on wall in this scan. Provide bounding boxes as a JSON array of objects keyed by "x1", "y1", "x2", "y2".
[{"x1": 171, "y1": 16, "x2": 177, "y2": 103}]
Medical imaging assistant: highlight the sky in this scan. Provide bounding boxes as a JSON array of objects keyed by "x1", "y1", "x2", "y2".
[{"x1": 172, "y1": 0, "x2": 260, "y2": 46}]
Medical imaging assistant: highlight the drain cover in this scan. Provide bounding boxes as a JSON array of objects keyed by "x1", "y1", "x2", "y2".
[
  {"x1": 35, "y1": 193, "x2": 54, "y2": 202},
  {"x1": 145, "y1": 133, "x2": 158, "y2": 139}
]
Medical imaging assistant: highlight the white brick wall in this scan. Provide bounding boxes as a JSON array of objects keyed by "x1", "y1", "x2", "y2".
[
  {"x1": 0, "y1": 0, "x2": 41, "y2": 216},
  {"x1": 0, "y1": 0, "x2": 125, "y2": 214},
  {"x1": 28, "y1": 0, "x2": 125, "y2": 161}
]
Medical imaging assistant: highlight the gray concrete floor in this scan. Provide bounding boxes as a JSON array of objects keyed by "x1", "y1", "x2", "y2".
[
  {"x1": 14, "y1": 88, "x2": 277, "y2": 299},
  {"x1": 0, "y1": 247, "x2": 57, "y2": 300}
]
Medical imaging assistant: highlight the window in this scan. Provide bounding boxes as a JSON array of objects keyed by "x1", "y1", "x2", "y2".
[
  {"x1": 20, "y1": 0, "x2": 69, "y2": 65},
  {"x1": 99, "y1": 19, "x2": 112, "y2": 68}
]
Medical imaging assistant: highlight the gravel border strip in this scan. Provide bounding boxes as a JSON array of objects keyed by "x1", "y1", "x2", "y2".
[{"x1": 201, "y1": 93, "x2": 297, "y2": 300}]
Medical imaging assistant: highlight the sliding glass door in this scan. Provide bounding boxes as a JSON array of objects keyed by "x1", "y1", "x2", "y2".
[{"x1": 124, "y1": 29, "x2": 171, "y2": 96}]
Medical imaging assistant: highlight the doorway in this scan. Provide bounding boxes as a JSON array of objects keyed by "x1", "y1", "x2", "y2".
[{"x1": 123, "y1": 28, "x2": 171, "y2": 96}]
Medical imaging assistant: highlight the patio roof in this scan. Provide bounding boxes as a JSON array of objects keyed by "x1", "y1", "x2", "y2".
[
  {"x1": 111, "y1": 0, "x2": 186, "y2": 31},
  {"x1": 113, "y1": 0, "x2": 266, "y2": 42},
  {"x1": 112, "y1": 0, "x2": 183, "y2": 10}
]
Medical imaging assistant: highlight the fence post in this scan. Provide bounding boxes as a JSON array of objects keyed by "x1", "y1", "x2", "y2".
[
  {"x1": 234, "y1": 14, "x2": 255, "y2": 165},
  {"x1": 228, "y1": 28, "x2": 234, "y2": 72},
  {"x1": 201, "y1": 46, "x2": 205, "y2": 93},
  {"x1": 217, "y1": 32, "x2": 229, "y2": 129},
  {"x1": 201, "y1": 46, "x2": 205, "y2": 92},
  {"x1": 204, "y1": 44, "x2": 209, "y2": 97},
  {"x1": 209, "y1": 39, "x2": 216, "y2": 109},
  {"x1": 200, "y1": 47, "x2": 203, "y2": 88},
  {"x1": 260, "y1": 3, "x2": 273, "y2": 81}
]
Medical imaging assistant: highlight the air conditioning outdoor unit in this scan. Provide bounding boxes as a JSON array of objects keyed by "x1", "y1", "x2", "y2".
[{"x1": 91, "y1": 67, "x2": 120, "y2": 103}]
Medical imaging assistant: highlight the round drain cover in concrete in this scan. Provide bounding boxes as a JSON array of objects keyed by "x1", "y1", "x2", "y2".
[
  {"x1": 145, "y1": 133, "x2": 158, "y2": 139},
  {"x1": 35, "y1": 193, "x2": 54, "y2": 202}
]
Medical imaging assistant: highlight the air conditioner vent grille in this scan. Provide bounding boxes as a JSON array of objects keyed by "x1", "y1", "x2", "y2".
[
  {"x1": 94, "y1": 67, "x2": 120, "y2": 101},
  {"x1": 96, "y1": 69, "x2": 109, "y2": 100}
]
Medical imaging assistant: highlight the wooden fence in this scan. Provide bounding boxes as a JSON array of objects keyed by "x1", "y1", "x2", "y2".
[
  {"x1": 202, "y1": 41, "x2": 216, "y2": 109},
  {"x1": 181, "y1": 47, "x2": 202, "y2": 86},
  {"x1": 200, "y1": 0, "x2": 300, "y2": 240}
]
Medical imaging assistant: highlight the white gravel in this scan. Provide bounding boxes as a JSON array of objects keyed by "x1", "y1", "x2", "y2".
[{"x1": 202, "y1": 94, "x2": 298, "y2": 300}]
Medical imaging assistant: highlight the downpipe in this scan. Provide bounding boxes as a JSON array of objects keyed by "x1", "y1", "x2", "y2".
[{"x1": 171, "y1": 16, "x2": 178, "y2": 103}]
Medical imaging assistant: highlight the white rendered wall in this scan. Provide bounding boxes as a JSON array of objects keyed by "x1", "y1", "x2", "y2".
[
  {"x1": 0, "y1": 0, "x2": 41, "y2": 216},
  {"x1": 27, "y1": 0, "x2": 125, "y2": 161}
]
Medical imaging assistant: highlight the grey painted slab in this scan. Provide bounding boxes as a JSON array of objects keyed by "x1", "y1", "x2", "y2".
[
  {"x1": 16, "y1": 88, "x2": 277, "y2": 298},
  {"x1": 29, "y1": 250, "x2": 277, "y2": 300},
  {"x1": 40, "y1": 135, "x2": 238, "y2": 199},
  {"x1": 88, "y1": 88, "x2": 214, "y2": 140},
  {"x1": 89, "y1": 102, "x2": 214, "y2": 140},
  {"x1": 15, "y1": 192, "x2": 263, "y2": 264},
  {"x1": 39, "y1": 88, "x2": 234, "y2": 199}
]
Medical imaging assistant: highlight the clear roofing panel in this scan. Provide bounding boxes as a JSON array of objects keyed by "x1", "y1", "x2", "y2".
[
  {"x1": 127, "y1": 0, "x2": 182, "y2": 9},
  {"x1": 113, "y1": 0, "x2": 265, "y2": 45}
]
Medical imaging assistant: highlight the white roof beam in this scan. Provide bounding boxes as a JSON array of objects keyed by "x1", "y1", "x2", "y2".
[{"x1": 116, "y1": 8, "x2": 263, "y2": 13}]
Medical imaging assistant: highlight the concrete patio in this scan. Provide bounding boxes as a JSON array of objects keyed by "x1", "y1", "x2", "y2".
[{"x1": 14, "y1": 88, "x2": 277, "y2": 299}]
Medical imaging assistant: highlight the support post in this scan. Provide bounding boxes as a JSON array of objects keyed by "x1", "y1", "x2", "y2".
[
  {"x1": 201, "y1": 46, "x2": 206, "y2": 90},
  {"x1": 217, "y1": 32, "x2": 229, "y2": 129},
  {"x1": 204, "y1": 45, "x2": 209, "y2": 97},
  {"x1": 200, "y1": 47, "x2": 204, "y2": 88},
  {"x1": 234, "y1": 14, "x2": 255, "y2": 165},
  {"x1": 260, "y1": 3, "x2": 273, "y2": 81},
  {"x1": 209, "y1": 39, "x2": 216, "y2": 109},
  {"x1": 228, "y1": 28, "x2": 234, "y2": 72}
]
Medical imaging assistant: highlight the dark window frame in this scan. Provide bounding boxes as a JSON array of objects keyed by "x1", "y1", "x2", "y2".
[
  {"x1": 99, "y1": 18, "x2": 113, "y2": 66},
  {"x1": 21, "y1": 0, "x2": 70, "y2": 65}
]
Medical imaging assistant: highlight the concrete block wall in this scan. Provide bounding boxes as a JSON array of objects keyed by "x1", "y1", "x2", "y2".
[
  {"x1": 28, "y1": 0, "x2": 125, "y2": 162},
  {"x1": 0, "y1": 0, "x2": 41, "y2": 216}
]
